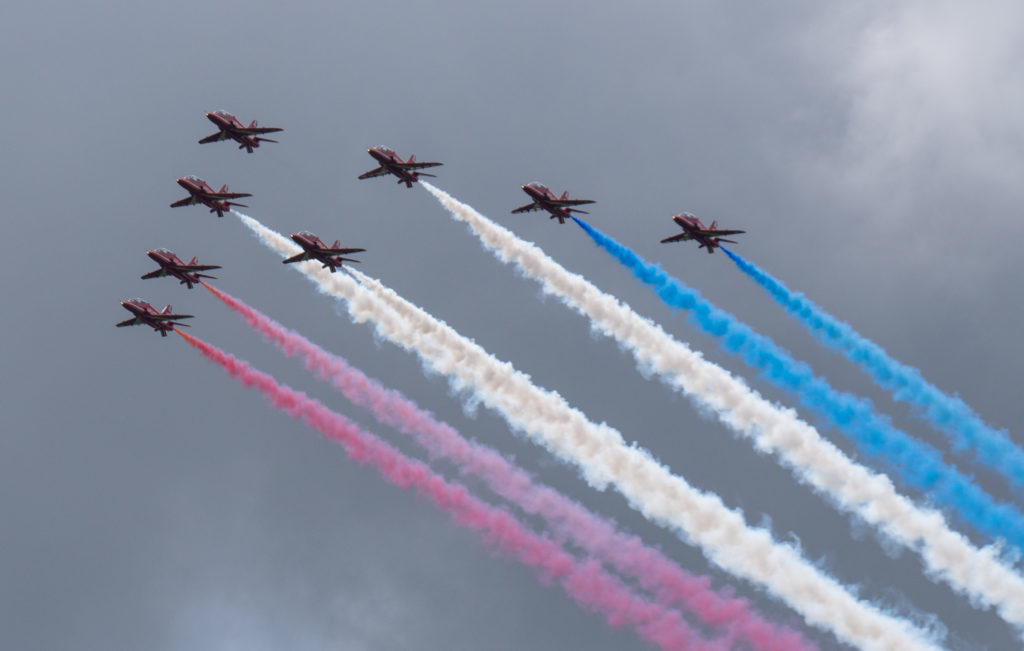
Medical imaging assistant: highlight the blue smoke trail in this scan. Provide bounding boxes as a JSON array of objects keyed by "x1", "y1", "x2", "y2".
[
  {"x1": 573, "y1": 216, "x2": 1024, "y2": 553},
  {"x1": 721, "y1": 246, "x2": 1024, "y2": 499}
]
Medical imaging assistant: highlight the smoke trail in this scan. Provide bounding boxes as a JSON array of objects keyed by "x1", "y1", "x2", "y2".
[
  {"x1": 411, "y1": 190, "x2": 1024, "y2": 632},
  {"x1": 203, "y1": 282, "x2": 816, "y2": 651},
  {"x1": 721, "y1": 246, "x2": 1024, "y2": 498},
  {"x1": 233, "y1": 210, "x2": 941, "y2": 649},
  {"x1": 176, "y1": 329, "x2": 721, "y2": 651},
  {"x1": 573, "y1": 216, "x2": 1024, "y2": 551}
]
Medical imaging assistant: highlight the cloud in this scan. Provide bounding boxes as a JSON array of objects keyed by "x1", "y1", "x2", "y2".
[{"x1": 811, "y1": 2, "x2": 1024, "y2": 206}]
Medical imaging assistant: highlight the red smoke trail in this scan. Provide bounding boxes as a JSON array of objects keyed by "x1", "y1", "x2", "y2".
[
  {"x1": 176, "y1": 329, "x2": 722, "y2": 651},
  {"x1": 202, "y1": 282, "x2": 815, "y2": 651}
]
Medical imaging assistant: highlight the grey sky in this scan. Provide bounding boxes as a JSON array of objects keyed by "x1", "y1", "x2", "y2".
[{"x1": 3, "y1": 1, "x2": 1022, "y2": 649}]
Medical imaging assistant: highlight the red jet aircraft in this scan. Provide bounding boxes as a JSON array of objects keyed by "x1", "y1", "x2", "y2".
[
  {"x1": 358, "y1": 147, "x2": 442, "y2": 188},
  {"x1": 116, "y1": 299, "x2": 193, "y2": 337},
  {"x1": 142, "y1": 249, "x2": 221, "y2": 289},
  {"x1": 660, "y1": 214, "x2": 745, "y2": 254},
  {"x1": 283, "y1": 231, "x2": 366, "y2": 272},
  {"x1": 511, "y1": 183, "x2": 595, "y2": 224},
  {"x1": 170, "y1": 176, "x2": 251, "y2": 218},
  {"x1": 199, "y1": 110, "x2": 282, "y2": 153}
]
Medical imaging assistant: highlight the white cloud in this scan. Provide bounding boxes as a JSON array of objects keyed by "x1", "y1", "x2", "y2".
[{"x1": 810, "y1": 2, "x2": 1024, "y2": 210}]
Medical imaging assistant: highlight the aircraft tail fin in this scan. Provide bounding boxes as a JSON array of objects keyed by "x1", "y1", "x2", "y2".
[
  {"x1": 710, "y1": 220, "x2": 718, "y2": 230},
  {"x1": 218, "y1": 184, "x2": 228, "y2": 193},
  {"x1": 248, "y1": 120, "x2": 258, "y2": 128},
  {"x1": 560, "y1": 191, "x2": 569, "y2": 200},
  {"x1": 408, "y1": 154, "x2": 416, "y2": 163},
  {"x1": 332, "y1": 240, "x2": 340, "y2": 249},
  {"x1": 188, "y1": 256, "x2": 198, "y2": 265},
  {"x1": 161, "y1": 305, "x2": 172, "y2": 315}
]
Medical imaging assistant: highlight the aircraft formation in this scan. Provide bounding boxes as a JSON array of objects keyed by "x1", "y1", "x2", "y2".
[
  {"x1": 109, "y1": 110, "x2": 1024, "y2": 651},
  {"x1": 119, "y1": 109, "x2": 744, "y2": 335}
]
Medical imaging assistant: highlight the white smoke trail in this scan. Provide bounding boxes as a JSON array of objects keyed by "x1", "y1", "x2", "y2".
[
  {"x1": 347, "y1": 267, "x2": 943, "y2": 651},
  {"x1": 228, "y1": 213, "x2": 941, "y2": 649},
  {"x1": 415, "y1": 184, "x2": 1024, "y2": 632}
]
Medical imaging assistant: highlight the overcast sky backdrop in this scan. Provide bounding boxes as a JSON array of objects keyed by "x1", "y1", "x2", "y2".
[{"x1": 3, "y1": 1, "x2": 1024, "y2": 649}]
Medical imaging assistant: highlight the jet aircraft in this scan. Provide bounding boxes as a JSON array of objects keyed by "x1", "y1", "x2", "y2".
[
  {"x1": 116, "y1": 299, "x2": 193, "y2": 337},
  {"x1": 198, "y1": 110, "x2": 282, "y2": 153},
  {"x1": 142, "y1": 249, "x2": 221, "y2": 289},
  {"x1": 511, "y1": 183, "x2": 595, "y2": 224},
  {"x1": 283, "y1": 231, "x2": 366, "y2": 272},
  {"x1": 660, "y1": 214, "x2": 745, "y2": 254},
  {"x1": 358, "y1": 147, "x2": 442, "y2": 188},
  {"x1": 170, "y1": 176, "x2": 251, "y2": 218}
]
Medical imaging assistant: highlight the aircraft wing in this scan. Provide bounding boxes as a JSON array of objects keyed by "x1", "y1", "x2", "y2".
[
  {"x1": 358, "y1": 167, "x2": 389, "y2": 179},
  {"x1": 140, "y1": 269, "x2": 166, "y2": 280},
  {"x1": 116, "y1": 318, "x2": 138, "y2": 327},
  {"x1": 170, "y1": 197, "x2": 196, "y2": 208},
  {"x1": 553, "y1": 199, "x2": 595, "y2": 207},
  {"x1": 321, "y1": 248, "x2": 366, "y2": 256},
  {"x1": 660, "y1": 232, "x2": 692, "y2": 243},
  {"x1": 698, "y1": 229, "x2": 745, "y2": 236},
  {"x1": 398, "y1": 162, "x2": 442, "y2": 170},
  {"x1": 511, "y1": 202, "x2": 542, "y2": 214},
  {"x1": 198, "y1": 132, "x2": 226, "y2": 144},
  {"x1": 152, "y1": 312, "x2": 194, "y2": 321},
  {"x1": 206, "y1": 191, "x2": 252, "y2": 200},
  {"x1": 283, "y1": 252, "x2": 313, "y2": 264},
  {"x1": 237, "y1": 127, "x2": 283, "y2": 135},
  {"x1": 178, "y1": 264, "x2": 222, "y2": 272}
]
